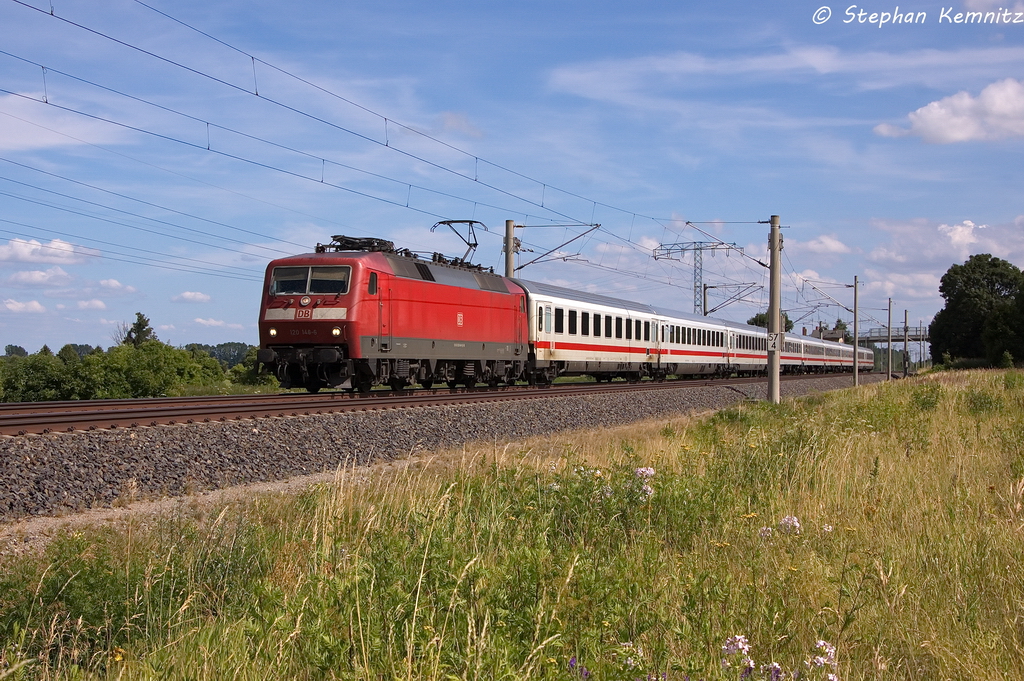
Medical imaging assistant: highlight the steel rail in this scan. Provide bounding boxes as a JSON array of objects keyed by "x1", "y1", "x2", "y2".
[{"x1": 0, "y1": 373, "x2": 853, "y2": 436}]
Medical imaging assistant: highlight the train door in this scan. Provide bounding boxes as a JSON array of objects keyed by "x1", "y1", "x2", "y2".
[
  {"x1": 653, "y1": 318, "x2": 663, "y2": 371},
  {"x1": 378, "y1": 283, "x2": 392, "y2": 353},
  {"x1": 514, "y1": 295, "x2": 525, "y2": 355},
  {"x1": 533, "y1": 300, "x2": 552, "y2": 359}
]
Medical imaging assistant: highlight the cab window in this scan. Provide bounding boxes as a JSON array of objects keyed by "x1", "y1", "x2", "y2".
[
  {"x1": 310, "y1": 266, "x2": 351, "y2": 294},
  {"x1": 269, "y1": 267, "x2": 309, "y2": 295}
]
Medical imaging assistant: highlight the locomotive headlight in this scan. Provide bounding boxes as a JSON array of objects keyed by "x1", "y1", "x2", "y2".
[
  {"x1": 269, "y1": 327, "x2": 278, "y2": 337},
  {"x1": 332, "y1": 326, "x2": 342, "y2": 337}
]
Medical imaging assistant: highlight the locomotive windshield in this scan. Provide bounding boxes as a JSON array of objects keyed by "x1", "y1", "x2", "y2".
[{"x1": 270, "y1": 266, "x2": 351, "y2": 295}]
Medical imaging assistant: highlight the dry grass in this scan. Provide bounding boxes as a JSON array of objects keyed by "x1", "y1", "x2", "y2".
[{"x1": 2, "y1": 370, "x2": 1023, "y2": 680}]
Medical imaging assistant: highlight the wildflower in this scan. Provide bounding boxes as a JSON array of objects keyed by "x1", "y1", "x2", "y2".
[
  {"x1": 635, "y1": 466, "x2": 656, "y2": 479},
  {"x1": 761, "y1": 662, "x2": 784, "y2": 680},
  {"x1": 594, "y1": 469, "x2": 603, "y2": 478},
  {"x1": 759, "y1": 526, "x2": 774, "y2": 539},
  {"x1": 816, "y1": 640, "x2": 837, "y2": 666},
  {"x1": 549, "y1": 482, "x2": 561, "y2": 491},
  {"x1": 601, "y1": 485, "x2": 613, "y2": 498},
  {"x1": 822, "y1": 524, "x2": 834, "y2": 533},
  {"x1": 641, "y1": 484, "x2": 654, "y2": 499},
  {"x1": 568, "y1": 656, "x2": 591, "y2": 678},
  {"x1": 778, "y1": 515, "x2": 802, "y2": 534},
  {"x1": 722, "y1": 634, "x2": 751, "y2": 656}
]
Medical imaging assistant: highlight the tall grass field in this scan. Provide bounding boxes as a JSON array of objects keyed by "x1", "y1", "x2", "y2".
[{"x1": 2, "y1": 370, "x2": 1024, "y2": 680}]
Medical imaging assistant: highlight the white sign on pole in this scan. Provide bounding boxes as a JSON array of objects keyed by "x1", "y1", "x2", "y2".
[{"x1": 767, "y1": 333, "x2": 780, "y2": 352}]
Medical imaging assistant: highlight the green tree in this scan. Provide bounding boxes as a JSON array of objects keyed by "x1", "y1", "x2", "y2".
[
  {"x1": 930, "y1": 254, "x2": 1024, "y2": 363},
  {"x1": 122, "y1": 312, "x2": 157, "y2": 348},
  {"x1": 57, "y1": 344, "x2": 82, "y2": 365},
  {"x1": 229, "y1": 346, "x2": 278, "y2": 386},
  {"x1": 1, "y1": 351, "x2": 71, "y2": 402},
  {"x1": 746, "y1": 311, "x2": 794, "y2": 332},
  {"x1": 185, "y1": 342, "x2": 252, "y2": 368},
  {"x1": 4, "y1": 345, "x2": 28, "y2": 357}
]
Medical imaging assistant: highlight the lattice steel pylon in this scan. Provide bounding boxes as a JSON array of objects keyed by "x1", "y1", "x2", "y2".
[{"x1": 653, "y1": 241, "x2": 742, "y2": 314}]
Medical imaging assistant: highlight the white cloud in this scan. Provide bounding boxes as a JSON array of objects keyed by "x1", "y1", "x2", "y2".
[
  {"x1": 867, "y1": 246, "x2": 908, "y2": 263},
  {"x1": 875, "y1": 78, "x2": 1024, "y2": 143},
  {"x1": 549, "y1": 46, "x2": 1024, "y2": 108},
  {"x1": 194, "y1": 317, "x2": 244, "y2": 329},
  {"x1": 439, "y1": 112, "x2": 483, "y2": 138},
  {"x1": 100, "y1": 279, "x2": 138, "y2": 293},
  {"x1": 937, "y1": 219, "x2": 986, "y2": 248},
  {"x1": 0, "y1": 238, "x2": 95, "y2": 264},
  {"x1": 76, "y1": 299, "x2": 106, "y2": 310},
  {"x1": 158, "y1": 324, "x2": 176, "y2": 331},
  {"x1": 3, "y1": 299, "x2": 46, "y2": 313},
  {"x1": 6, "y1": 266, "x2": 72, "y2": 286},
  {"x1": 173, "y1": 291, "x2": 212, "y2": 303},
  {"x1": 864, "y1": 270, "x2": 943, "y2": 300},
  {"x1": 963, "y1": 0, "x2": 1024, "y2": 10},
  {"x1": 0, "y1": 94, "x2": 129, "y2": 151},
  {"x1": 866, "y1": 217, "x2": 1024, "y2": 269},
  {"x1": 797, "y1": 234, "x2": 852, "y2": 255}
]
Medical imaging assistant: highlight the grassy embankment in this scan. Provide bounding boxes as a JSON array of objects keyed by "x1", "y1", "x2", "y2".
[{"x1": 2, "y1": 371, "x2": 1023, "y2": 680}]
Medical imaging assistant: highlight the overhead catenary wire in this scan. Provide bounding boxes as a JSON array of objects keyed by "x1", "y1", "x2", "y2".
[
  {"x1": 0, "y1": 51, "x2": 578, "y2": 227},
  {"x1": 0, "y1": 109, "x2": 364, "y2": 239},
  {"x1": 0, "y1": 223, "x2": 263, "y2": 281},
  {"x1": 3, "y1": 0, "x2": 842, "y2": 324}
]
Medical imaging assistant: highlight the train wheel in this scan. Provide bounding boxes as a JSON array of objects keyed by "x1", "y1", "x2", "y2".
[
  {"x1": 305, "y1": 378, "x2": 324, "y2": 393},
  {"x1": 420, "y1": 380, "x2": 433, "y2": 389},
  {"x1": 447, "y1": 380, "x2": 458, "y2": 390},
  {"x1": 388, "y1": 377, "x2": 406, "y2": 391}
]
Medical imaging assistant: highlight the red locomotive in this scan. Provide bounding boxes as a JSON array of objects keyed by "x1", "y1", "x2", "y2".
[
  {"x1": 256, "y1": 234, "x2": 872, "y2": 392},
  {"x1": 256, "y1": 236, "x2": 528, "y2": 392}
]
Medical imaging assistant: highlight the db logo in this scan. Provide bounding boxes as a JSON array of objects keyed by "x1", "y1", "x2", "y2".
[
  {"x1": 296, "y1": 308, "x2": 313, "y2": 319},
  {"x1": 456, "y1": 312, "x2": 464, "y2": 327}
]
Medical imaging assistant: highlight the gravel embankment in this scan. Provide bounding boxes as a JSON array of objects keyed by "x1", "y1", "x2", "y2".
[{"x1": 0, "y1": 375, "x2": 885, "y2": 521}]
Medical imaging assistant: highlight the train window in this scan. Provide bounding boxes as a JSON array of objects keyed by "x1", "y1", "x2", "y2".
[
  {"x1": 367, "y1": 272, "x2": 377, "y2": 295},
  {"x1": 554, "y1": 308, "x2": 564, "y2": 334},
  {"x1": 625, "y1": 318, "x2": 632, "y2": 340},
  {"x1": 568, "y1": 310, "x2": 577, "y2": 335},
  {"x1": 581, "y1": 312, "x2": 589, "y2": 336},
  {"x1": 661, "y1": 325, "x2": 665, "y2": 342},
  {"x1": 545, "y1": 307, "x2": 553, "y2": 334},
  {"x1": 605, "y1": 315, "x2": 613, "y2": 338},
  {"x1": 538, "y1": 306, "x2": 544, "y2": 332},
  {"x1": 644, "y1": 321, "x2": 650, "y2": 342},
  {"x1": 593, "y1": 314, "x2": 601, "y2": 336},
  {"x1": 615, "y1": 317, "x2": 623, "y2": 339},
  {"x1": 635, "y1": 320, "x2": 641, "y2": 340},
  {"x1": 520, "y1": 297, "x2": 526, "y2": 312},
  {"x1": 310, "y1": 266, "x2": 352, "y2": 295},
  {"x1": 270, "y1": 266, "x2": 309, "y2": 295}
]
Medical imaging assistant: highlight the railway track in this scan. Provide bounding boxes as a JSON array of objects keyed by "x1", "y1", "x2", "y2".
[{"x1": 0, "y1": 373, "x2": 853, "y2": 436}]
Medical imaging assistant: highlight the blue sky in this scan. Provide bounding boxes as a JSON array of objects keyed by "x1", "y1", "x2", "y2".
[{"x1": 1, "y1": 0, "x2": 1022, "y2": 356}]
